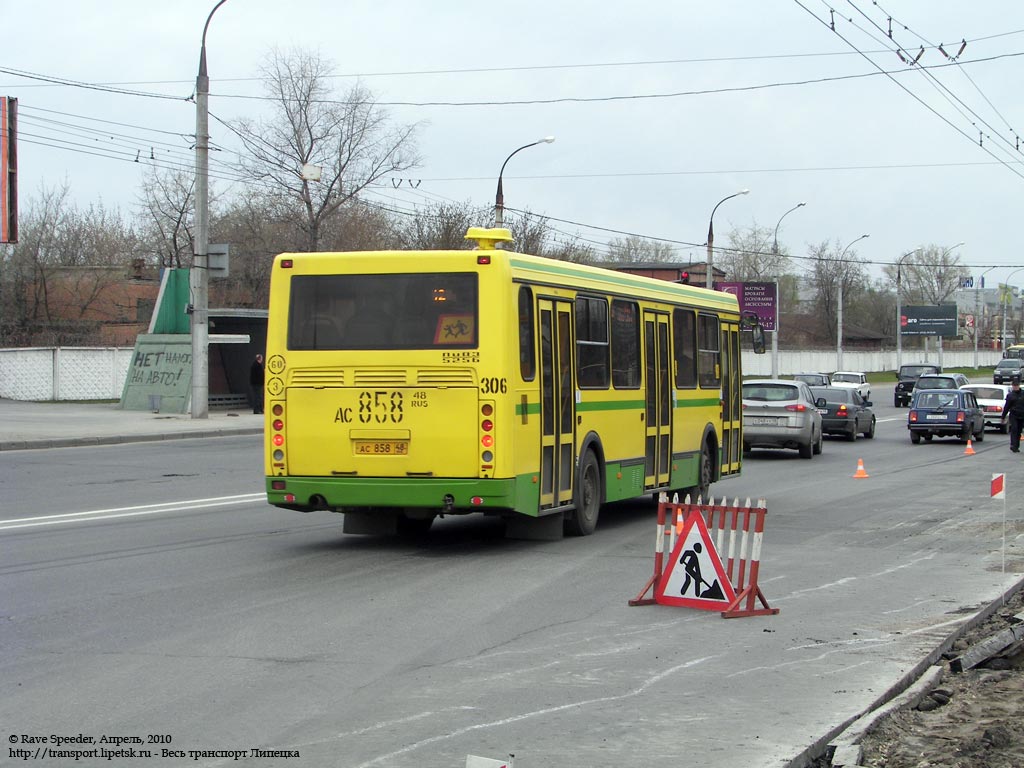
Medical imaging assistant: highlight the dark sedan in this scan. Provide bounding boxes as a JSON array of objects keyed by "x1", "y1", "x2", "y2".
[
  {"x1": 907, "y1": 389, "x2": 985, "y2": 444},
  {"x1": 810, "y1": 386, "x2": 876, "y2": 441}
]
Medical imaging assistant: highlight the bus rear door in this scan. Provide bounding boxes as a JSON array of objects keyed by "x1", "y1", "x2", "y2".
[
  {"x1": 538, "y1": 299, "x2": 575, "y2": 509},
  {"x1": 643, "y1": 311, "x2": 672, "y2": 489}
]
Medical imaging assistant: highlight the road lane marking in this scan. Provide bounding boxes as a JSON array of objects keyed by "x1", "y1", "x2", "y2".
[{"x1": 0, "y1": 493, "x2": 266, "y2": 531}]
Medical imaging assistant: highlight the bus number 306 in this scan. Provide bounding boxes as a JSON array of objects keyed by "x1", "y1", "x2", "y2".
[
  {"x1": 481, "y1": 377, "x2": 508, "y2": 394},
  {"x1": 358, "y1": 391, "x2": 404, "y2": 423}
]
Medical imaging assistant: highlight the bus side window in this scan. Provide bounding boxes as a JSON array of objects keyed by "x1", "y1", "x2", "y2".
[
  {"x1": 673, "y1": 308, "x2": 697, "y2": 388},
  {"x1": 518, "y1": 286, "x2": 536, "y2": 380},
  {"x1": 611, "y1": 299, "x2": 640, "y2": 389},
  {"x1": 697, "y1": 313, "x2": 720, "y2": 388}
]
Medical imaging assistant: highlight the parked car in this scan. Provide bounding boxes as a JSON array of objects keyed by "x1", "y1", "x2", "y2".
[
  {"x1": 914, "y1": 373, "x2": 970, "y2": 396},
  {"x1": 992, "y1": 358, "x2": 1024, "y2": 384},
  {"x1": 741, "y1": 379, "x2": 824, "y2": 459},
  {"x1": 894, "y1": 363, "x2": 942, "y2": 407},
  {"x1": 907, "y1": 388, "x2": 985, "y2": 444},
  {"x1": 810, "y1": 386, "x2": 876, "y2": 441},
  {"x1": 830, "y1": 371, "x2": 871, "y2": 401},
  {"x1": 960, "y1": 383, "x2": 1011, "y2": 433},
  {"x1": 792, "y1": 372, "x2": 831, "y2": 387}
]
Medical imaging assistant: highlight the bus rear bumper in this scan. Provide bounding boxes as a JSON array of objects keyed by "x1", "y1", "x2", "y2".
[{"x1": 264, "y1": 476, "x2": 537, "y2": 515}]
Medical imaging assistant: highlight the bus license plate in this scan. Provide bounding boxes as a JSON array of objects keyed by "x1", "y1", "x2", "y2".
[{"x1": 354, "y1": 440, "x2": 409, "y2": 455}]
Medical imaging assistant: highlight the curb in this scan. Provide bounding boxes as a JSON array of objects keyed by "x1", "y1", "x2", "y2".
[{"x1": 0, "y1": 427, "x2": 264, "y2": 452}]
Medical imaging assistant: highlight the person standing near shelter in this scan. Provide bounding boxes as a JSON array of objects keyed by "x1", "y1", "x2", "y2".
[
  {"x1": 249, "y1": 353, "x2": 265, "y2": 414},
  {"x1": 1002, "y1": 378, "x2": 1024, "y2": 452}
]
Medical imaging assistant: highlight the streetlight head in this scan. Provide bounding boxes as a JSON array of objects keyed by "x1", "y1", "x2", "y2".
[
  {"x1": 540, "y1": 136, "x2": 555, "y2": 144},
  {"x1": 739, "y1": 188, "x2": 750, "y2": 195}
]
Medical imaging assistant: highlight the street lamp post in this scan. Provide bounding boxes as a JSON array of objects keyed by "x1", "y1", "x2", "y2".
[
  {"x1": 1001, "y1": 267, "x2": 1024, "y2": 351},
  {"x1": 705, "y1": 189, "x2": 749, "y2": 290},
  {"x1": 974, "y1": 266, "x2": 995, "y2": 369},
  {"x1": 493, "y1": 136, "x2": 555, "y2": 228},
  {"x1": 191, "y1": 0, "x2": 230, "y2": 420},
  {"x1": 772, "y1": 202, "x2": 805, "y2": 255},
  {"x1": 769, "y1": 202, "x2": 805, "y2": 378},
  {"x1": 836, "y1": 234, "x2": 869, "y2": 370},
  {"x1": 895, "y1": 248, "x2": 921, "y2": 370}
]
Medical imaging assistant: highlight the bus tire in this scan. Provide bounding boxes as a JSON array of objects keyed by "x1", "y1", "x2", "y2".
[{"x1": 566, "y1": 451, "x2": 601, "y2": 536}]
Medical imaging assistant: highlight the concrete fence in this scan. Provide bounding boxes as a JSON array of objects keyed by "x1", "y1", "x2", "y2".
[
  {"x1": 0, "y1": 345, "x2": 1006, "y2": 402},
  {"x1": 0, "y1": 347, "x2": 134, "y2": 401}
]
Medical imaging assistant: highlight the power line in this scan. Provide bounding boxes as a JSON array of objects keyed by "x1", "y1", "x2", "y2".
[
  {"x1": 793, "y1": 0, "x2": 1024, "y2": 182},
  {"x1": 843, "y1": 0, "x2": 1021, "y2": 157},
  {"x1": 203, "y1": 52, "x2": 1024, "y2": 108}
]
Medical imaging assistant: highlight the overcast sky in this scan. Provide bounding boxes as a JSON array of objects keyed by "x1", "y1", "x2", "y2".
[{"x1": 4, "y1": 1, "x2": 1023, "y2": 285}]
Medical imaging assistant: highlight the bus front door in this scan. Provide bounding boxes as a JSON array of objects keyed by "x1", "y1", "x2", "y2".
[
  {"x1": 538, "y1": 299, "x2": 575, "y2": 510},
  {"x1": 720, "y1": 322, "x2": 742, "y2": 476},
  {"x1": 644, "y1": 311, "x2": 672, "y2": 490}
]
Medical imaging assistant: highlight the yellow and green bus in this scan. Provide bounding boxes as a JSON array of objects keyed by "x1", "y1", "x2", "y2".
[{"x1": 263, "y1": 228, "x2": 764, "y2": 538}]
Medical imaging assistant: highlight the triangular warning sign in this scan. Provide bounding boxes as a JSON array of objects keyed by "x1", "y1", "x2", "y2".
[{"x1": 655, "y1": 511, "x2": 736, "y2": 609}]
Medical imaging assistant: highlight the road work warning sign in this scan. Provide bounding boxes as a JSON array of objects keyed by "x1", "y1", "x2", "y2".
[{"x1": 655, "y1": 512, "x2": 736, "y2": 609}]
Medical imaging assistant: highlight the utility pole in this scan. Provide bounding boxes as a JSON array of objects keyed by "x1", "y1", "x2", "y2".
[{"x1": 191, "y1": 0, "x2": 230, "y2": 419}]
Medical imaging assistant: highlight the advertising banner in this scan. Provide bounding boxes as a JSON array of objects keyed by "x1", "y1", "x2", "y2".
[
  {"x1": 900, "y1": 304, "x2": 958, "y2": 337},
  {"x1": 715, "y1": 281, "x2": 777, "y2": 331}
]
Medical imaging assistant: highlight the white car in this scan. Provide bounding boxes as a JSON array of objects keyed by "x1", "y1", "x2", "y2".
[
  {"x1": 960, "y1": 383, "x2": 1011, "y2": 433},
  {"x1": 830, "y1": 371, "x2": 870, "y2": 402}
]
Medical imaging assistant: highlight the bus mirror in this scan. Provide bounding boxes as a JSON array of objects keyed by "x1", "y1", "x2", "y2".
[
  {"x1": 742, "y1": 313, "x2": 766, "y2": 354},
  {"x1": 751, "y1": 326, "x2": 766, "y2": 354}
]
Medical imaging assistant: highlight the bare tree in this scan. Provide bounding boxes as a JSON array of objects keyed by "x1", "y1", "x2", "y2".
[
  {"x1": 721, "y1": 221, "x2": 794, "y2": 281},
  {"x1": 805, "y1": 240, "x2": 870, "y2": 343},
  {"x1": 880, "y1": 244, "x2": 969, "y2": 306},
  {"x1": 230, "y1": 48, "x2": 421, "y2": 252},
  {"x1": 398, "y1": 201, "x2": 482, "y2": 250},
  {"x1": 136, "y1": 165, "x2": 195, "y2": 268},
  {"x1": 1, "y1": 185, "x2": 139, "y2": 345},
  {"x1": 606, "y1": 235, "x2": 676, "y2": 263}
]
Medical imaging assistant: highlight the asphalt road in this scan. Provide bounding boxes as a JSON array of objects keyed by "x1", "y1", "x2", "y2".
[{"x1": 2, "y1": 385, "x2": 1023, "y2": 768}]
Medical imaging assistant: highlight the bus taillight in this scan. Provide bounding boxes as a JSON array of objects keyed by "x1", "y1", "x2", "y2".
[
  {"x1": 481, "y1": 403, "x2": 493, "y2": 416},
  {"x1": 273, "y1": 419, "x2": 284, "y2": 431},
  {"x1": 481, "y1": 434, "x2": 494, "y2": 448},
  {"x1": 481, "y1": 419, "x2": 493, "y2": 432},
  {"x1": 273, "y1": 434, "x2": 284, "y2": 446}
]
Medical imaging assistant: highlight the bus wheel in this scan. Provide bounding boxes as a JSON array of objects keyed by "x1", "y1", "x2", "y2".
[{"x1": 566, "y1": 451, "x2": 601, "y2": 536}]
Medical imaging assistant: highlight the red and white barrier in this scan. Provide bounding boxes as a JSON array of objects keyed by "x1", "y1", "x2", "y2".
[{"x1": 629, "y1": 494, "x2": 779, "y2": 619}]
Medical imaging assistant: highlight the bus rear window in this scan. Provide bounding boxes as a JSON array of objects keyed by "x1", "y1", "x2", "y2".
[{"x1": 287, "y1": 273, "x2": 478, "y2": 350}]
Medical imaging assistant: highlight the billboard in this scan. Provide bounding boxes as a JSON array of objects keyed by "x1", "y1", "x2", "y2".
[
  {"x1": 900, "y1": 304, "x2": 958, "y2": 337},
  {"x1": 714, "y1": 281, "x2": 777, "y2": 331},
  {"x1": 1, "y1": 96, "x2": 16, "y2": 244}
]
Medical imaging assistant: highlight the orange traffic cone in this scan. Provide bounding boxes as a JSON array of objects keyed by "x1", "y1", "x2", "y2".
[
  {"x1": 853, "y1": 458, "x2": 869, "y2": 478},
  {"x1": 964, "y1": 439, "x2": 975, "y2": 456}
]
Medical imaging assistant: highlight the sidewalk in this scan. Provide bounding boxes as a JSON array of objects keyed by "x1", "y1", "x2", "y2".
[{"x1": 0, "y1": 399, "x2": 263, "y2": 451}]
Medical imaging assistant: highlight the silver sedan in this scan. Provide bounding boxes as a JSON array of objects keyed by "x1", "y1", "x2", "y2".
[{"x1": 742, "y1": 379, "x2": 824, "y2": 459}]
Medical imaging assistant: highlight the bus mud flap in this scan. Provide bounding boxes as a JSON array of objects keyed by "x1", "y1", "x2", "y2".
[
  {"x1": 343, "y1": 510, "x2": 398, "y2": 535},
  {"x1": 504, "y1": 512, "x2": 564, "y2": 541}
]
